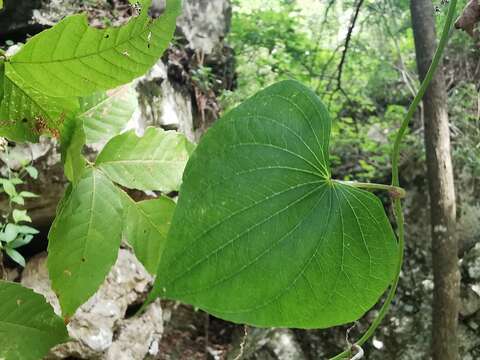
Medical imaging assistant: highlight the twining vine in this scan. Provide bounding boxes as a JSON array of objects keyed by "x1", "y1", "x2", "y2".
[{"x1": 331, "y1": 0, "x2": 458, "y2": 358}]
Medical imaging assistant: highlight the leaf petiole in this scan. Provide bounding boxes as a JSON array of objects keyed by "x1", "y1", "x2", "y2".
[{"x1": 335, "y1": 180, "x2": 406, "y2": 199}]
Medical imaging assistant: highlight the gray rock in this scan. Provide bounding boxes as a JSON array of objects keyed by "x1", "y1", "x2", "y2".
[
  {"x1": 178, "y1": 0, "x2": 232, "y2": 54},
  {"x1": 460, "y1": 284, "x2": 480, "y2": 317},
  {"x1": 20, "y1": 250, "x2": 162, "y2": 360},
  {"x1": 464, "y1": 243, "x2": 480, "y2": 280}
]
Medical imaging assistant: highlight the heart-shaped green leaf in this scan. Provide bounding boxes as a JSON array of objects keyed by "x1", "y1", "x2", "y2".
[
  {"x1": 0, "y1": 281, "x2": 68, "y2": 360},
  {"x1": 149, "y1": 80, "x2": 399, "y2": 329}
]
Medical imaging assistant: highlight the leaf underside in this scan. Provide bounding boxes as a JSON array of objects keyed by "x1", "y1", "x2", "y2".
[
  {"x1": 0, "y1": 281, "x2": 68, "y2": 360},
  {"x1": 150, "y1": 80, "x2": 399, "y2": 329},
  {"x1": 80, "y1": 86, "x2": 138, "y2": 144},
  {"x1": 96, "y1": 127, "x2": 195, "y2": 192}
]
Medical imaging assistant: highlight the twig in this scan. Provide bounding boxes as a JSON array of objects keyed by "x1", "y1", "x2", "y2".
[{"x1": 336, "y1": 0, "x2": 365, "y2": 91}]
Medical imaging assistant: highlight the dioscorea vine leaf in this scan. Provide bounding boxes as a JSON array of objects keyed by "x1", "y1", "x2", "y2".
[
  {"x1": 7, "y1": 0, "x2": 181, "y2": 98},
  {"x1": 123, "y1": 196, "x2": 176, "y2": 274},
  {"x1": 48, "y1": 168, "x2": 123, "y2": 317},
  {"x1": 96, "y1": 127, "x2": 195, "y2": 192},
  {"x1": 0, "y1": 281, "x2": 68, "y2": 360},
  {"x1": 149, "y1": 80, "x2": 399, "y2": 328}
]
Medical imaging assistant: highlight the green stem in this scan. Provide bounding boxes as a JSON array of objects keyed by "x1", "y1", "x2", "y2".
[
  {"x1": 335, "y1": 180, "x2": 406, "y2": 199},
  {"x1": 329, "y1": 1, "x2": 458, "y2": 359}
]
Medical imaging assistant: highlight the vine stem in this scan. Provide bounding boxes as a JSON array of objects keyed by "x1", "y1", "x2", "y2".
[{"x1": 329, "y1": 1, "x2": 458, "y2": 359}]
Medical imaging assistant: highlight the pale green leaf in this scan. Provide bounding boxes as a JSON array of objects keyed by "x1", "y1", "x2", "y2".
[
  {"x1": 124, "y1": 195, "x2": 175, "y2": 274},
  {"x1": 5, "y1": 248, "x2": 26, "y2": 267},
  {"x1": 10, "y1": 195, "x2": 24, "y2": 205},
  {"x1": 25, "y1": 166, "x2": 39, "y2": 179},
  {"x1": 13, "y1": 209, "x2": 31, "y2": 223},
  {"x1": 8, "y1": 0, "x2": 181, "y2": 98},
  {"x1": 10, "y1": 234, "x2": 34, "y2": 249},
  {"x1": 48, "y1": 168, "x2": 124, "y2": 316},
  {"x1": 15, "y1": 225, "x2": 39, "y2": 235},
  {"x1": 9, "y1": 178, "x2": 23, "y2": 185},
  {"x1": 149, "y1": 80, "x2": 399, "y2": 329},
  {"x1": 80, "y1": 86, "x2": 138, "y2": 144},
  {"x1": 1, "y1": 224, "x2": 18, "y2": 243},
  {"x1": 0, "y1": 281, "x2": 68, "y2": 360},
  {"x1": 0, "y1": 178, "x2": 16, "y2": 196},
  {"x1": 19, "y1": 191, "x2": 39, "y2": 198},
  {"x1": 96, "y1": 127, "x2": 194, "y2": 192}
]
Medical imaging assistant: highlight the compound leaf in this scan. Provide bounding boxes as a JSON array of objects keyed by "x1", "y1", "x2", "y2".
[
  {"x1": 124, "y1": 196, "x2": 176, "y2": 274},
  {"x1": 96, "y1": 127, "x2": 194, "y2": 192},
  {"x1": 8, "y1": 0, "x2": 181, "y2": 98},
  {"x1": 0, "y1": 281, "x2": 68, "y2": 360},
  {"x1": 149, "y1": 80, "x2": 399, "y2": 329},
  {"x1": 48, "y1": 168, "x2": 123, "y2": 317}
]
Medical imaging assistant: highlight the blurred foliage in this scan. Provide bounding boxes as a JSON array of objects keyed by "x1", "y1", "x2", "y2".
[
  {"x1": 225, "y1": 0, "x2": 479, "y2": 184},
  {"x1": 0, "y1": 140, "x2": 39, "y2": 267}
]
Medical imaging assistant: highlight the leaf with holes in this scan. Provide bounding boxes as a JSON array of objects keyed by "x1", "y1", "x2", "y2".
[
  {"x1": 149, "y1": 80, "x2": 399, "y2": 329},
  {"x1": 96, "y1": 127, "x2": 195, "y2": 192},
  {"x1": 123, "y1": 195, "x2": 176, "y2": 274},
  {"x1": 8, "y1": 0, "x2": 181, "y2": 98},
  {"x1": 48, "y1": 168, "x2": 123, "y2": 316},
  {"x1": 80, "y1": 86, "x2": 138, "y2": 144},
  {"x1": 0, "y1": 281, "x2": 68, "y2": 360},
  {"x1": 0, "y1": 64, "x2": 78, "y2": 142}
]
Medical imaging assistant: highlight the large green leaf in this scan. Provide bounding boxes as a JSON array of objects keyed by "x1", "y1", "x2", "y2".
[
  {"x1": 80, "y1": 86, "x2": 138, "y2": 144},
  {"x1": 48, "y1": 168, "x2": 123, "y2": 317},
  {"x1": 8, "y1": 0, "x2": 181, "y2": 98},
  {"x1": 124, "y1": 196, "x2": 176, "y2": 274},
  {"x1": 149, "y1": 80, "x2": 399, "y2": 329},
  {"x1": 0, "y1": 281, "x2": 68, "y2": 360},
  {"x1": 0, "y1": 64, "x2": 78, "y2": 142},
  {"x1": 96, "y1": 127, "x2": 195, "y2": 192}
]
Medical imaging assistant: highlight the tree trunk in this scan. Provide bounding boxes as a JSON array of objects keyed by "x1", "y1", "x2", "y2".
[{"x1": 410, "y1": 1, "x2": 460, "y2": 359}]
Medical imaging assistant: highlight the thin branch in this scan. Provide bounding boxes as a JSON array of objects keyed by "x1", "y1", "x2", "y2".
[{"x1": 336, "y1": 0, "x2": 365, "y2": 91}]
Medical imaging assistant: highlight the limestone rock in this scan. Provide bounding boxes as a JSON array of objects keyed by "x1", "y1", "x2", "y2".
[
  {"x1": 20, "y1": 249, "x2": 162, "y2": 360},
  {"x1": 178, "y1": 0, "x2": 232, "y2": 54}
]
